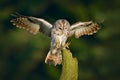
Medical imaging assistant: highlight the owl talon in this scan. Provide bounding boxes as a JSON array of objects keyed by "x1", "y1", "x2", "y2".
[{"x1": 65, "y1": 42, "x2": 70, "y2": 49}]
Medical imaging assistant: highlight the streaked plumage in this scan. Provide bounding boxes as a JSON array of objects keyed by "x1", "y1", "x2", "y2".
[{"x1": 11, "y1": 13, "x2": 100, "y2": 66}]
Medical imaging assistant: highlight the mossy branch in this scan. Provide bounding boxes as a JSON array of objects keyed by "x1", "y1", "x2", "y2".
[{"x1": 60, "y1": 49, "x2": 78, "y2": 80}]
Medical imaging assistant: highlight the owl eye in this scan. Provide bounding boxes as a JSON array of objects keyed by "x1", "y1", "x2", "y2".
[{"x1": 59, "y1": 27, "x2": 62, "y2": 30}]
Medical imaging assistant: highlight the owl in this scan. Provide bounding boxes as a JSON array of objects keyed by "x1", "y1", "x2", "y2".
[{"x1": 11, "y1": 13, "x2": 100, "y2": 66}]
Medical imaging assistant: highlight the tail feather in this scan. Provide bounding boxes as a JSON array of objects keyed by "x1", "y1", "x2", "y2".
[{"x1": 45, "y1": 50, "x2": 62, "y2": 66}]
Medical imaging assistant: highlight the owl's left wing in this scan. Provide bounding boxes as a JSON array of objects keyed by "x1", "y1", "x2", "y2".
[
  {"x1": 69, "y1": 21, "x2": 100, "y2": 38},
  {"x1": 11, "y1": 13, "x2": 53, "y2": 36}
]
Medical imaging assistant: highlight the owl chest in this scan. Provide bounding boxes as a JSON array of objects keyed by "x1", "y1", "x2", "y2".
[
  {"x1": 57, "y1": 35, "x2": 65, "y2": 40},
  {"x1": 52, "y1": 29, "x2": 67, "y2": 44},
  {"x1": 57, "y1": 35, "x2": 67, "y2": 45}
]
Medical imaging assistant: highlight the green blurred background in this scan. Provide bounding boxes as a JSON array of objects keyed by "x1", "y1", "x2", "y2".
[{"x1": 0, "y1": 0, "x2": 120, "y2": 80}]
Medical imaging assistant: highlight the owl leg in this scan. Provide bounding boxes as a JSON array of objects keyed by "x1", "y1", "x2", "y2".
[{"x1": 64, "y1": 42, "x2": 70, "y2": 49}]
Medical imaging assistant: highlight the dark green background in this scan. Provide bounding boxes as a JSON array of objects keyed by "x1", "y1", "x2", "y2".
[{"x1": 0, "y1": 0, "x2": 120, "y2": 80}]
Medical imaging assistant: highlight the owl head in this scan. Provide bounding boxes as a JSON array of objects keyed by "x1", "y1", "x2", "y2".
[{"x1": 53, "y1": 19, "x2": 70, "y2": 31}]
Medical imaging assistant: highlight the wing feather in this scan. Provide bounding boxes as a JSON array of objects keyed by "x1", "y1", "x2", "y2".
[
  {"x1": 10, "y1": 13, "x2": 52, "y2": 36},
  {"x1": 69, "y1": 21, "x2": 100, "y2": 38}
]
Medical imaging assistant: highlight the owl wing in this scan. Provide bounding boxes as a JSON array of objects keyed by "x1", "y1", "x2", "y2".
[
  {"x1": 10, "y1": 13, "x2": 53, "y2": 36},
  {"x1": 69, "y1": 21, "x2": 100, "y2": 38}
]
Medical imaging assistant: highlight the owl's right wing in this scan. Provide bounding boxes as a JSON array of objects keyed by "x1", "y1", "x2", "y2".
[
  {"x1": 69, "y1": 21, "x2": 100, "y2": 38},
  {"x1": 11, "y1": 13, "x2": 53, "y2": 37}
]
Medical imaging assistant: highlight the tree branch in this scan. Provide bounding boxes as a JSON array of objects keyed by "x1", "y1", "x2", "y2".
[{"x1": 60, "y1": 49, "x2": 78, "y2": 80}]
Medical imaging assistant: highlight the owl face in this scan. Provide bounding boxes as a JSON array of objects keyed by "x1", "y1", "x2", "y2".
[{"x1": 53, "y1": 19, "x2": 70, "y2": 35}]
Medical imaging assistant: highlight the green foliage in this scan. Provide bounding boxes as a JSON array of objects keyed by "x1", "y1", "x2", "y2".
[{"x1": 0, "y1": 0, "x2": 120, "y2": 80}]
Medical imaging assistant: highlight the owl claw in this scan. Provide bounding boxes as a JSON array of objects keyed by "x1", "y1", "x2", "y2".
[{"x1": 65, "y1": 42, "x2": 70, "y2": 49}]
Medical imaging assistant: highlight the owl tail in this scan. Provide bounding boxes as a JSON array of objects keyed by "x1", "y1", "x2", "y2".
[{"x1": 45, "y1": 50, "x2": 62, "y2": 66}]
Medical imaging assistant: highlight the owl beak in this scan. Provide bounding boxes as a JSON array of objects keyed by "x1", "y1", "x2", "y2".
[
  {"x1": 62, "y1": 31, "x2": 64, "y2": 34},
  {"x1": 62, "y1": 31, "x2": 65, "y2": 35}
]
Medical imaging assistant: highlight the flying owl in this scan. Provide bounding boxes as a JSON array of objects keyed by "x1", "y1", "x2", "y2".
[{"x1": 11, "y1": 13, "x2": 100, "y2": 66}]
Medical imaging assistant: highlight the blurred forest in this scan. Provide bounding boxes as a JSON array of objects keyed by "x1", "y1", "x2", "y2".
[{"x1": 0, "y1": 0, "x2": 120, "y2": 80}]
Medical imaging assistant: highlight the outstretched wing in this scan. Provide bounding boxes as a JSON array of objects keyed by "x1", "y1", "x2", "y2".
[
  {"x1": 69, "y1": 21, "x2": 100, "y2": 38},
  {"x1": 10, "y1": 13, "x2": 53, "y2": 36}
]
